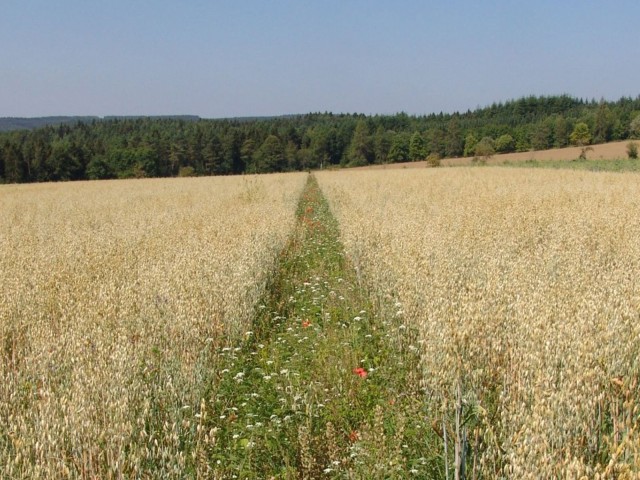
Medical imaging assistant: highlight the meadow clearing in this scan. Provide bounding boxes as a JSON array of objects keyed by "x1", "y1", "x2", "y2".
[
  {"x1": 0, "y1": 173, "x2": 306, "y2": 477},
  {"x1": 317, "y1": 168, "x2": 640, "y2": 478}
]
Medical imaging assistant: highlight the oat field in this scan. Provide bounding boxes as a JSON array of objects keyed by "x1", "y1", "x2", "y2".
[
  {"x1": 0, "y1": 173, "x2": 306, "y2": 478},
  {"x1": 317, "y1": 168, "x2": 640, "y2": 478},
  {"x1": 3, "y1": 167, "x2": 640, "y2": 478}
]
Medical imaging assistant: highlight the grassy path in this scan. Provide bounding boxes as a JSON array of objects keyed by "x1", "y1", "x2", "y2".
[
  {"x1": 503, "y1": 156, "x2": 640, "y2": 172},
  {"x1": 200, "y1": 175, "x2": 438, "y2": 478}
]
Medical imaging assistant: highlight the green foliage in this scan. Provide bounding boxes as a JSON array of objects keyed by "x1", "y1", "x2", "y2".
[
  {"x1": 303, "y1": 125, "x2": 339, "y2": 169},
  {"x1": 514, "y1": 126, "x2": 531, "y2": 152},
  {"x1": 1, "y1": 141, "x2": 23, "y2": 182},
  {"x1": 347, "y1": 120, "x2": 372, "y2": 166},
  {"x1": 45, "y1": 140, "x2": 85, "y2": 180},
  {"x1": 627, "y1": 141, "x2": 639, "y2": 159},
  {"x1": 552, "y1": 115, "x2": 569, "y2": 147},
  {"x1": 529, "y1": 122, "x2": 552, "y2": 150},
  {"x1": 409, "y1": 131, "x2": 427, "y2": 161},
  {"x1": 203, "y1": 134, "x2": 226, "y2": 175},
  {"x1": 463, "y1": 133, "x2": 478, "y2": 157},
  {"x1": 254, "y1": 135, "x2": 285, "y2": 173},
  {"x1": 239, "y1": 138, "x2": 256, "y2": 171},
  {"x1": 494, "y1": 134, "x2": 515, "y2": 153},
  {"x1": 444, "y1": 118, "x2": 464, "y2": 157},
  {"x1": 426, "y1": 153, "x2": 441, "y2": 167},
  {"x1": 593, "y1": 101, "x2": 615, "y2": 143},
  {"x1": 86, "y1": 155, "x2": 114, "y2": 180},
  {"x1": 223, "y1": 130, "x2": 243, "y2": 174},
  {"x1": 1, "y1": 94, "x2": 640, "y2": 183},
  {"x1": 178, "y1": 166, "x2": 196, "y2": 177},
  {"x1": 630, "y1": 113, "x2": 640, "y2": 139},
  {"x1": 570, "y1": 122, "x2": 592, "y2": 146},
  {"x1": 428, "y1": 127, "x2": 447, "y2": 158},
  {"x1": 388, "y1": 132, "x2": 411, "y2": 163},
  {"x1": 93, "y1": 147, "x2": 158, "y2": 179},
  {"x1": 474, "y1": 136, "x2": 495, "y2": 159},
  {"x1": 373, "y1": 127, "x2": 392, "y2": 164},
  {"x1": 284, "y1": 140, "x2": 300, "y2": 171}
]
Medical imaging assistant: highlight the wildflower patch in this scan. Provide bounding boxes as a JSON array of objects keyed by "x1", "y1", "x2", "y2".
[{"x1": 202, "y1": 175, "x2": 438, "y2": 478}]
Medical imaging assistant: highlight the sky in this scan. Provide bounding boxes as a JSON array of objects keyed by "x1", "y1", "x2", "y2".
[{"x1": 1, "y1": 0, "x2": 639, "y2": 118}]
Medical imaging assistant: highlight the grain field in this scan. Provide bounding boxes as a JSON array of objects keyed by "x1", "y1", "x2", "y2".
[
  {"x1": 317, "y1": 168, "x2": 640, "y2": 478},
  {"x1": 0, "y1": 173, "x2": 306, "y2": 478}
]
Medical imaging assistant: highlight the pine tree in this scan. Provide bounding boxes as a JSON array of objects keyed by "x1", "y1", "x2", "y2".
[
  {"x1": 409, "y1": 131, "x2": 427, "y2": 161},
  {"x1": 255, "y1": 135, "x2": 285, "y2": 173},
  {"x1": 347, "y1": 120, "x2": 372, "y2": 166}
]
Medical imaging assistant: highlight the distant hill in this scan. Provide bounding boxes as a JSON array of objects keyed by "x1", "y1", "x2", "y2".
[
  {"x1": 102, "y1": 115, "x2": 201, "y2": 122},
  {"x1": 2, "y1": 94, "x2": 639, "y2": 183},
  {"x1": 0, "y1": 115, "x2": 202, "y2": 132},
  {"x1": 215, "y1": 114, "x2": 300, "y2": 123},
  {"x1": 0, "y1": 116, "x2": 99, "y2": 132}
]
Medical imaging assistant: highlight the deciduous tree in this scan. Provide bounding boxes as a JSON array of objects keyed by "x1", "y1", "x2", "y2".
[
  {"x1": 569, "y1": 122, "x2": 591, "y2": 146},
  {"x1": 474, "y1": 137, "x2": 495, "y2": 159},
  {"x1": 495, "y1": 134, "x2": 515, "y2": 153},
  {"x1": 388, "y1": 133, "x2": 410, "y2": 163},
  {"x1": 463, "y1": 133, "x2": 478, "y2": 157}
]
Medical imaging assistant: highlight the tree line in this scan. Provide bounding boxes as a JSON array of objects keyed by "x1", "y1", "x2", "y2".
[{"x1": 1, "y1": 95, "x2": 640, "y2": 183}]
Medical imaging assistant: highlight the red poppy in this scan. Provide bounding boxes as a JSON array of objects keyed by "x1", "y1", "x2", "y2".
[
  {"x1": 353, "y1": 367, "x2": 367, "y2": 378},
  {"x1": 302, "y1": 319, "x2": 312, "y2": 328}
]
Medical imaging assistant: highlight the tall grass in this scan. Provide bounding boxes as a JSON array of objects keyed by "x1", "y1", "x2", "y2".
[
  {"x1": 318, "y1": 168, "x2": 640, "y2": 478},
  {"x1": 0, "y1": 173, "x2": 306, "y2": 478}
]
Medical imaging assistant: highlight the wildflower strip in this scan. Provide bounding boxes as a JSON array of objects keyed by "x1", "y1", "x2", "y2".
[{"x1": 202, "y1": 175, "x2": 439, "y2": 478}]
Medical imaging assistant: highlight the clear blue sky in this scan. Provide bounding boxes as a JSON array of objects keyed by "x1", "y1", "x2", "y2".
[{"x1": 2, "y1": 0, "x2": 639, "y2": 118}]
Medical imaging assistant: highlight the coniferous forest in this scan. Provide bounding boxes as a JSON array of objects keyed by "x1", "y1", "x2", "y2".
[{"x1": 1, "y1": 95, "x2": 640, "y2": 183}]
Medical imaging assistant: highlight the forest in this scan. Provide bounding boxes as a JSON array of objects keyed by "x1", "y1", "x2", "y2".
[{"x1": 1, "y1": 95, "x2": 640, "y2": 183}]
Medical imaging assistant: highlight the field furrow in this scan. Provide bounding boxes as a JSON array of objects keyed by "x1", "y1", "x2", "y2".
[{"x1": 198, "y1": 175, "x2": 435, "y2": 478}]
